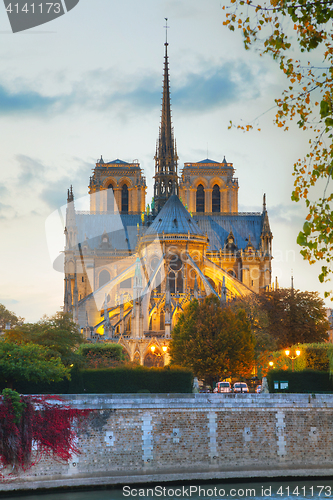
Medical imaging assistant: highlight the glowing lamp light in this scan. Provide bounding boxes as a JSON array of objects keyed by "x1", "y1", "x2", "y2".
[
  {"x1": 269, "y1": 361, "x2": 274, "y2": 367},
  {"x1": 285, "y1": 350, "x2": 290, "y2": 356},
  {"x1": 162, "y1": 345, "x2": 168, "y2": 353},
  {"x1": 296, "y1": 350, "x2": 301, "y2": 357},
  {"x1": 150, "y1": 345, "x2": 156, "y2": 353}
]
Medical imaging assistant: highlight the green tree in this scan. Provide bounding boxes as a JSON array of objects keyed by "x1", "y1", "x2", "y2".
[
  {"x1": 229, "y1": 294, "x2": 277, "y2": 376},
  {"x1": 0, "y1": 304, "x2": 23, "y2": 331},
  {"x1": 0, "y1": 341, "x2": 70, "y2": 389},
  {"x1": 223, "y1": 0, "x2": 333, "y2": 290},
  {"x1": 259, "y1": 288, "x2": 329, "y2": 348},
  {"x1": 169, "y1": 296, "x2": 255, "y2": 386},
  {"x1": 4, "y1": 312, "x2": 84, "y2": 366}
]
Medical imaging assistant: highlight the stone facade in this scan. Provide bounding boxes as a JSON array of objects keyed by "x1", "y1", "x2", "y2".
[
  {"x1": 62, "y1": 39, "x2": 273, "y2": 366},
  {"x1": 3, "y1": 394, "x2": 333, "y2": 491}
]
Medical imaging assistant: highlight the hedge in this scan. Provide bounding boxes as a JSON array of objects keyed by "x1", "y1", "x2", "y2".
[
  {"x1": 4, "y1": 366, "x2": 194, "y2": 394},
  {"x1": 267, "y1": 369, "x2": 333, "y2": 393}
]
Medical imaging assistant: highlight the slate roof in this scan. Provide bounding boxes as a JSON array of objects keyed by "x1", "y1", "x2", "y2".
[
  {"x1": 75, "y1": 213, "x2": 142, "y2": 252},
  {"x1": 73, "y1": 200, "x2": 265, "y2": 252},
  {"x1": 193, "y1": 213, "x2": 264, "y2": 251},
  {"x1": 144, "y1": 195, "x2": 204, "y2": 237},
  {"x1": 106, "y1": 159, "x2": 130, "y2": 165}
]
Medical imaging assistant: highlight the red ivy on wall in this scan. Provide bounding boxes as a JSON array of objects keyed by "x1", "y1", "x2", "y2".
[{"x1": 0, "y1": 391, "x2": 90, "y2": 477}]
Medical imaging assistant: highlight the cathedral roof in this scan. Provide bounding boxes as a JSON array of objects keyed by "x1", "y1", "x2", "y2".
[
  {"x1": 197, "y1": 158, "x2": 220, "y2": 164},
  {"x1": 193, "y1": 213, "x2": 264, "y2": 251},
  {"x1": 106, "y1": 159, "x2": 130, "y2": 165},
  {"x1": 75, "y1": 213, "x2": 142, "y2": 252},
  {"x1": 144, "y1": 195, "x2": 205, "y2": 238}
]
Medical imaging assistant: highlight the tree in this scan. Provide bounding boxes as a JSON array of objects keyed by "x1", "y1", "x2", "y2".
[
  {"x1": 4, "y1": 312, "x2": 84, "y2": 366},
  {"x1": 223, "y1": 0, "x2": 333, "y2": 290},
  {"x1": 169, "y1": 296, "x2": 255, "y2": 386},
  {"x1": 0, "y1": 341, "x2": 70, "y2": 389},
  {"x1": 259, "y1": 288, "x2": 329, "y2": 348},
  {"x1": 0, "y1": 304, "x2": 23, "y2": 331},
  {"x1": 229, "y1": 294, "x2": 278, "y2": 376}
]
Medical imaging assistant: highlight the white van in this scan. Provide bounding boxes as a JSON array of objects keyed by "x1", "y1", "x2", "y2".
[{"x1": 217, "y1": 381, "x2": 231, "y2": 393}]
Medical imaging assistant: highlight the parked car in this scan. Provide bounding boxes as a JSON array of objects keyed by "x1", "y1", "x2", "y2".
[
  {"x1": 255, "y1": 384, "x2": 262, "y2": 393},
  {"x1": 217, "y1": 381, "x2": 231, "y2": 393},
  {"x1": 233, "y1": 382, "x2": 249, "y2": 393}
]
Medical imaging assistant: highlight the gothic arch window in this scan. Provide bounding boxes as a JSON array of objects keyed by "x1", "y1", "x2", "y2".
[
  {"x1": 133, "y1": 352, "x2": 141, "y2": 364},
  {"x1": 196, "y1": 184, "x2": 205, "y2": 212},
  {"x1": 121, "y1": 184, "x2": 129, "y2": 213},
  {"x1": 107, "y1": 184, "x2": 114, "y2": 212},
  {"x1": 212, "y1": 184, "x2": 220, "y2": 213},
  {"x1": 99, "y1": 269, "x2": 110, "y2": 288},
  {"x1": 177, "y1": 270, "x2": 183, "y2": 293},
  {"x1": 168, "y1": 180, "x2": 173, "y2": 194},
  {"x1": 169, "y1": 271, "x2": 176, "y2": 294},
  {"x1": 161, "y1": 181, "x2": 166, "y2": 194},
  {"x1": 228, "y1": 269, "x2": 236, "y2": 278},
  {"x1": 160, "y1": 310, "x2": 165, "y2": 330}
]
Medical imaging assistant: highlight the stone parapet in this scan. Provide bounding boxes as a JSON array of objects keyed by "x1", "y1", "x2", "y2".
[{"x1": 2, "y1": 393, "x2": 333, "y2": 491}]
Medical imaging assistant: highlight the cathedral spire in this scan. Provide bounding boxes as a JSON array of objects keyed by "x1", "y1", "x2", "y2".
[{"x1": 153, "y1": 20, "x2": 179, "y2": 214}]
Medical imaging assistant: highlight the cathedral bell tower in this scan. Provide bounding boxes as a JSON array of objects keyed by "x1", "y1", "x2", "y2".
[{"x1": 153, "y1": 20, "x2": 179, "y2": 215}]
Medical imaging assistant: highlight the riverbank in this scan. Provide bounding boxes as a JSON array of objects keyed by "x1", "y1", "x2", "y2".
[{"x1": 2, "y1": 394, "x2": 333, "y2": 492}]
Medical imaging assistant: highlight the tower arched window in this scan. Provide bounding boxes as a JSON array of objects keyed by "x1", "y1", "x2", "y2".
[
  {"x1": 196, "y1": 184, "x2": 205, "y2": 213},
  {"x1": 107, "y1": 184, "x2": 114, "y2": 212},
  {"x1": 121, "y1": 184, "x2": 129, "y2": 213},
  {"x1": 212, "y1": 184, "x2": 220, "y2": 213}
]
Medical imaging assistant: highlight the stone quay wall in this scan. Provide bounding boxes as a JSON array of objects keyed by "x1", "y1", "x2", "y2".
[{"x1": 3, "y1": 393, "x2": 333, "y2": 492}]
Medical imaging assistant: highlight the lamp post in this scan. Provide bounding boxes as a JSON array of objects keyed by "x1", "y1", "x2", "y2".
[
  {"x1": 284, "y1": 348, "x2": 301, "y2": 372},
  {"x1": 150, "y1": 344, "x2": 168, "y2": 365}
]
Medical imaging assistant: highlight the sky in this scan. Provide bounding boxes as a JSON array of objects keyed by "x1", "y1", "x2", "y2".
[{"x1": 0, "y1": 0, "x2": 331, "y2": 322}]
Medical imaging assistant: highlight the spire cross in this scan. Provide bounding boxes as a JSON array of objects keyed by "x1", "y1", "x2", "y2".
[{"x1": 164, "y1": 17, "x2": 169, "y2": 45}]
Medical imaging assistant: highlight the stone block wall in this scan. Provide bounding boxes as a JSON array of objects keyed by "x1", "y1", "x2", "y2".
[{"x1": 3, "y1": 393, "x2": 333, "y2": 489}]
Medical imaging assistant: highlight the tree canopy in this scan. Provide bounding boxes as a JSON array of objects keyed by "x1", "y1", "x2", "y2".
[
  {"x1": 259, "y1": 288, "x2": 329, "y2": 348},
  {"x1": 169, "y1": 296, "x2": 255, "y2": 386},
  {"x1": 0, "y1": 304, "x2": 23, "y2": 331},
  {"x1": 4, "y1": 312, "x2": 84, "y2": 366},
  {"x1": 223, "y1": 0, "x2": 333, "y2": 291},
  {"x1": 0, "y1": 341, "x2": 70, "y2": 389}
]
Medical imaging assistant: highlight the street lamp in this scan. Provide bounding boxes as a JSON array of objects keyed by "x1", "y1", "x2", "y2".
[
  {"x1": 284, "y1": 348, "x2": 301, "y2": 372},
  {"x1": 150, "y1": 344, "x2": 168, "y2": 364}
]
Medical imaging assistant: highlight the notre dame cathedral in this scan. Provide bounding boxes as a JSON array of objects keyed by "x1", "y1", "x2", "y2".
[{"x1": 63, "y1": 37, "x2": 273, "y2": 366}]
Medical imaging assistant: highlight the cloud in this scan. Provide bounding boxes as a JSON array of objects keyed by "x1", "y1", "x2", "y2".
[
  {"x1": 0, "y1": 84, "x2": 56, "y2": 114},
  {"x1": 0, "y1": 201, "x2": 17, "y2": 220},
  {"x1": 16, "y1": 154, "x2": 46, "y2": 184},
  {"x1": 39, "y1": 159, "x2": 92, "y2": 210},
  {"x1": 0, "y1": 60, "x2": 262, "y2": 117},
  {"x1": 268, "y1": 203, "x2": 305, "y2": 225}
]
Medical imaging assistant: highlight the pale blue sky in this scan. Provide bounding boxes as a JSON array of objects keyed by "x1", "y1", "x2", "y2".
[{"x1": 0, "y1": 0, "x2": 331, "y2": 321}]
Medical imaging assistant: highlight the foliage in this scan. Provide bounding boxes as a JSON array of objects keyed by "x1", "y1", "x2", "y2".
[
  {"x1": 223, "y1": 0, "x2": 333, "y2": 289},
  {"x1": 0, "y1": 341, "x2": 71, "y2": 389},
  {"x1": 4, "y1": 312, "x2": 84, "y2": 366},
  {"x1": 259, "y1": 288, "x2": 329, "y2": 348},
  {"x1": 77, "y1": 343, "x2": 127, "y2": 369},
  {"x1": 0, "y1": 389, "x2": 90, "y2": 472},
  {"x1": 269, "y1": 342, "x2": 333, "y2": 372},
  {"x1": 267, "y1": 369, "x2": 333, "y2": 393},
  {"x1": 169, "y1": 296, "x2": 255, "y2": 386},
  {"x1": 0, "y1": 304, "x2": 23, "y2": 331},
  {"x1": 229, "y1": 294, "x2": 277, "y2": 376}
]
